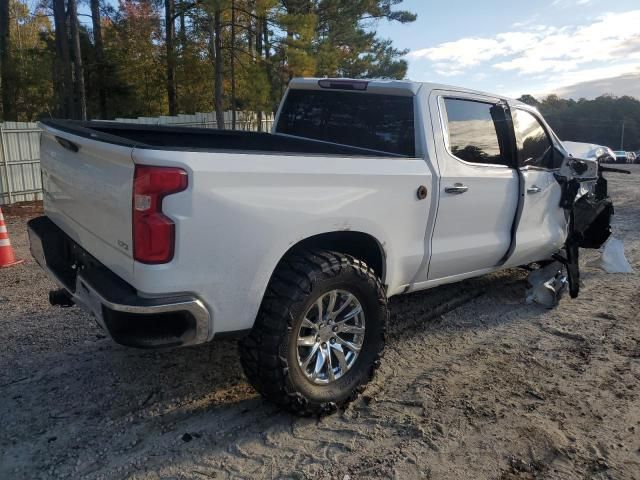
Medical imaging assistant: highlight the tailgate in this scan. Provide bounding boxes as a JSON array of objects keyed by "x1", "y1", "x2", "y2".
[{"x1": 39, "y1": 123, "x2": 135, "y2": 281}]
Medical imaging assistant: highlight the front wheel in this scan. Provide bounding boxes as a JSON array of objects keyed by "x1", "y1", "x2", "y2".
[{"x1": 239, "y1": 250, "x2": 388, "y2": 415}]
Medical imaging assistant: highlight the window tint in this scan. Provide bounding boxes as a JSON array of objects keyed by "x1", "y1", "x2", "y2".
[
  {"x1": 514, "y1": 109, "x2": 554, "y2": 168},
  {"x1": 276, "y1": 89, "x2": 415, "y2": 156},
  {"x1": 444, "y1": 98, "x2": 507, "y2": 166}
]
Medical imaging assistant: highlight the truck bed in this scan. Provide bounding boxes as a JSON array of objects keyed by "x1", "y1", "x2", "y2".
[{"x1": 40, "y1": 119, "x2": 400, "y2": 157}]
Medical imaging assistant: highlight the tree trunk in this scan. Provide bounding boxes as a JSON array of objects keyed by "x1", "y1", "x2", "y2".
[
  {"x1": 68, "y1": 0, "x2": 87, "y2": 120},
  {"x1": 263, "y1": 17, "x2": 277, "y2": 113},
  {"x1": 90, "y1": 0, "x2": 107, "y2": 119},
  {"x1": 52, "y1": 0, "x2": 73, "y2": 118},
  {"x1": 230, "y1": 0, "x2": 236, "y2": 130},
  {"x1": 206, "y1": 12, "x2": 217, "y2": 125},
  {"x1": 206, "y1": 13, "x2": 215, "y2": 81},
  {"x1": 262, "y1": 17, "x2": 269, "y2": 60},
  {"x1": 247, "y1": 7, "x2": 254, "y2": 58},
  {"x1": 255, "y1": 14, "x2": 262, "y2": 59},
  {"x1": 256, "y1": 16, "x2": 263, "y2": 132},
  {"x1": 165, "y1": 0, "x2": 177, "y2": 115},
  {"x1": 213, "y1": 5, "x2": 224, "y2": 129},
  {"x1": 178, "y1": 1, "x2": 186, "y2": 45},
  {"x1": 0, "y1": 0, "x2": 16, "y2": 120}
]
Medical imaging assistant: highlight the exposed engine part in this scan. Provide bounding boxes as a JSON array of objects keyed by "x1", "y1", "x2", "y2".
[{"x1": 525, "y1": 261, "x2": 568, "y2": 308}]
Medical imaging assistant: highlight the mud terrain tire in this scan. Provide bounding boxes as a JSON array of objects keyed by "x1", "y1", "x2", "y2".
[{"x1": 239, "y1": 250, "x2": 388, "y2": 416}]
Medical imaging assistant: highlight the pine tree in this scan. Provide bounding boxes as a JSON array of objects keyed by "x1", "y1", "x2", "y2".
[
  {"x1": 103, "y1": 0, "x2": 167, "y2": 117},
  {"x1": 90, "y1": 0, "x2": 107, "y2": 118},
  {"x1": 68, "y1": 0, "x2": 87, "y2": 119},
  {"x1": 52, "y1": 0, "x2": 73, "y2": 117},
  {"x1": 165, "y1": 0, "x2": 177, "y2": 115},
  {"x1": 0, "y1": 0, "x2": 16, "y2": 120},
  {"x1": 8, "y1": 0, "x2": 55, "y2": 120}
]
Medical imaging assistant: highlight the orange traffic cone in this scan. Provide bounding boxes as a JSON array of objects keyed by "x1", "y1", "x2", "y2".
[{"x1": 0, "y1": 207, "x2": 24, "y2": 268}]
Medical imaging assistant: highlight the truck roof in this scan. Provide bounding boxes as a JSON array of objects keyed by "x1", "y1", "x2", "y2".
[{"x1": 289, "y1": 77, "x2": 524, "y2": 105}]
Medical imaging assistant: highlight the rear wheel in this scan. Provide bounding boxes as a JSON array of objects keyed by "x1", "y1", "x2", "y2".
[{"x1": 239, "y1": 250, "x2": 387, "y2": 415}]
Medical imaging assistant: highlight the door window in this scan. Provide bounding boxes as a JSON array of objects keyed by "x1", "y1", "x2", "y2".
[
  {"x1": 513, "y1": 109, "x2": 557, "y2": 169},
  {"x1": 443, "y1": 98, "x2": 509, "y2": 166}
]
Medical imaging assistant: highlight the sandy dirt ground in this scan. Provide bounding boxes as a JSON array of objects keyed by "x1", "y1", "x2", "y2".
[{"x1": 1, "y1": 166, "x2": 639, "y2": 479}]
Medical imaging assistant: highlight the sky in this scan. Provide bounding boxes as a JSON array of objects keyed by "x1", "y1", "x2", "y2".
[{"x1": 375, "y1": 0, "x2": 640, "y2": 99}]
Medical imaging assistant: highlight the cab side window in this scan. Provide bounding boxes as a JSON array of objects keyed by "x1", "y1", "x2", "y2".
[
  {"x1": 513, "y1": 109, "x2": 557, "y2": 169},
  {"x1": 443, "y1": 98, "x2": 509, "y2": 166}
]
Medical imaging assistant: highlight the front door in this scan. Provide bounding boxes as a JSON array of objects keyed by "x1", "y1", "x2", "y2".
[
  {"x1": 505, "y1": 107, "x2": 568, "y2": 267},
  {"x1": 427, "y1": 93, "x2": 519, "y2": 280}
]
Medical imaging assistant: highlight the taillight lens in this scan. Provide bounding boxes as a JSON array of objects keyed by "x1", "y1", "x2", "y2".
[{"x1": 133, "y1": 166, "x2": 188, "y2": 264}]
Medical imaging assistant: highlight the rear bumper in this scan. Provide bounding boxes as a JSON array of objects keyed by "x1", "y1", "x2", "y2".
[{"x1": 27, "y1": 216, "x2": 211, "y2": 348}]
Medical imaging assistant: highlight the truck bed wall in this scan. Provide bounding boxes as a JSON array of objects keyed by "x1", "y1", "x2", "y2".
[{"x1": 41, "y1": 119, "x2": 400, "y2": 157}]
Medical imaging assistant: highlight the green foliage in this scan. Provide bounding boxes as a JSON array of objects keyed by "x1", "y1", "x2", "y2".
[
  {"x1": 313, "y1": 0, "x2": 410, "y2": 79},
  {"x1": 2, "y1": 0, "x2": 416, "y2": 120},
  {"x1": 517, "y1": 94, "x2": 539, "y2": 108},
  {"x1": 103, "y1": 0, "x2": 167, "y2": 117},
  {"x1": 3, "y1": 0, "x2": 55, "y2": 120},
  {"x1": 236, "y1": 61, "x2": 272, "y2": 111},
  {"x1": 175, "y1": 25, "x2": 215, "y2": 113},
  {"x1": 520, "y1": 94, "x2": 640, "y2": 151},
  {"x1": 278, "y1": 10, "x2": 318, "y2": 78}
]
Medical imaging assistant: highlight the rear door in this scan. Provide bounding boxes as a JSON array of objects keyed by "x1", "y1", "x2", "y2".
[
  {"x1": 39, "y1": 124, "x2": 135, "y2": 281},
  {"x1": 505, "y1": 107, "x2": 567, "y2": 267},
  {"x1": 426, "y1": 92, "x2": 519, "y2": 280}
]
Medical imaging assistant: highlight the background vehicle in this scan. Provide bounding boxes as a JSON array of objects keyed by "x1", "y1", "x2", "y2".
[
  {"x1": 613, "y1": 150, "x2": 628, "y2": 163},
  {"x1": 29, "y1": 78, "x2": 611, "y2": 414}
]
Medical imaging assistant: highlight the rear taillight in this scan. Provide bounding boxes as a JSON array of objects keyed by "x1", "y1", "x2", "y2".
[{"x1": 133, "y1": 165, "x2": 188, "y2": 264}]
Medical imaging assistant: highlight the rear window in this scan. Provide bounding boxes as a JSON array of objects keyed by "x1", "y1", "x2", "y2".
[{"x1": 276, "y1": 89, "x2": 415, "y2": 156}]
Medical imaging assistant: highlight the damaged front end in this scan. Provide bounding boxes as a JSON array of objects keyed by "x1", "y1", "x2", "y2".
[{"x1": 553, "y1": 155, "x2": 629, "y2": 298}]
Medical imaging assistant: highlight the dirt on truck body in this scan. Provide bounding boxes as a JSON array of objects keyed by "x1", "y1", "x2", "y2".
[{"x1": 1, "y1": 166, "x2": 639, "y2": 479}]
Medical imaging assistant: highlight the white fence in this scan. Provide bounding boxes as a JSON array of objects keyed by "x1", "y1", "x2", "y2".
[
  {"x1": 0, "y1": 111, "x2": 275, "y2": 205},
  {"x1": 0, "y1": 122, "x2": 43, "y2": 205},
  {"x1": 112, "y1": 111, "x2": 275, "y2": 131}
]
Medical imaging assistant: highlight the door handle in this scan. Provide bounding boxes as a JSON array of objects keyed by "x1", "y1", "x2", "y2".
[
  {"x1": 527, "y1": 185, "x2": 542, "y2": 194},
  {"x1": 445, "y1": 183, "x2": 469, "y2": 194}
]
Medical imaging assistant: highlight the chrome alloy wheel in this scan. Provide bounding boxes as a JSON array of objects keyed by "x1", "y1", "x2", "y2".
[{"x1": 296, "y1": 289, "x2": 366, "y2": 384}]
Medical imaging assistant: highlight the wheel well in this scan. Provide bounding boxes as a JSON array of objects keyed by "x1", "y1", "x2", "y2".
[{"x1": 285, "y1": 231, "x2": 386, "y2": 282}]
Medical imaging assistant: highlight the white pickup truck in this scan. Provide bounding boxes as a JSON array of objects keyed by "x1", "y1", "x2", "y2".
[{"x1": 29, "y1": 78, "x2": 615, "y2": 415}]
